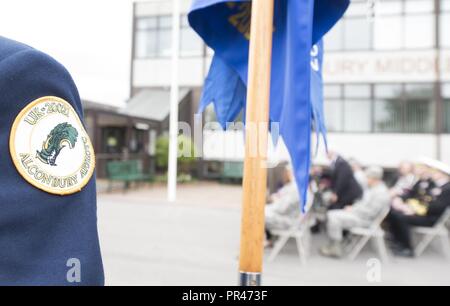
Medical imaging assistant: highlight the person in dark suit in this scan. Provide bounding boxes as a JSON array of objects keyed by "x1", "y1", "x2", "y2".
[
  {"x1": 327, "y1": 151, "x2": 363, "y2": 210},
  {"x1": 401, "y1": 163, "x2": 435, "y2": 205},
  {"x1": 388, "y1": 159, "x2": 450, "y2": 257},
  {"x1": 0, "y1": 36, "x2": 104, "y2": 285}
]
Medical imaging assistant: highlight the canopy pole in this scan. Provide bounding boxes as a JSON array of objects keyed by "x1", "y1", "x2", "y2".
[
  {"x1": 239, "y1": 0, "x2": 274, "y2": 286},
  {"x1": 168, "y1": 0, "x2": 181, "y2": 202}
]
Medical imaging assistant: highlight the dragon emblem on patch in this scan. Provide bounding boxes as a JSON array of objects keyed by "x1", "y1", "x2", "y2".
[
  {"x1": 36, "y1": 123, "x2": 79, "y2": 166},
  {"x1": 9, "y1": 96, "x2": 95, "y2": 195}
]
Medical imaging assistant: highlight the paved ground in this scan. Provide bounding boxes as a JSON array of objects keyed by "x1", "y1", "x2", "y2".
[{"x1": 97, "y1": 182, "x2": 450, "y2": 286}]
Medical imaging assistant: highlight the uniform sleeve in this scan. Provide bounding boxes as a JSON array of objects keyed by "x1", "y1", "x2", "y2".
[
  {"x1": 333, "y1": 161, "x2": 352, "y2": 195},
  {"x1": 0, "y1": 49, "x2": 84, "y2": 122},
  {"x1": 427, "y1": 188, "x2": 450, "y2": 220},
  {"x1": 270, "y1": 183, "x2": 300, "y2": 215},
  {"x1": 353, "y1": 190, "x2": 389, "y2": 220},
  {"x1": 0, "y1": 47, "x2": 104, "y2": 286}
]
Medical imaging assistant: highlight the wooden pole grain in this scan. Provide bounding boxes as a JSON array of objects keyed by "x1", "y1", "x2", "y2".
[{"x1": 239, "y1": 0, "x2": 274, "y2": 286}]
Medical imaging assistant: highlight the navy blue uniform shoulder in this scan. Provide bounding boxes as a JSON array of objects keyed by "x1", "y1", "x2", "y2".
[
  {"x1": 0, "y1": 37, "x2": 84, "y2": 118},
  {"x1": 0, "y1": 36, "x2": 33, "y2": 62},
  {"x1": 0, "y1": 37, "x2": 104, "y2": 286}
]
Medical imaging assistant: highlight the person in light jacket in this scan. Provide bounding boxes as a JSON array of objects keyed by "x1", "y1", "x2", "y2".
[
  {"x1": 320, "y1": 166, "x2": 390, "y2": 258},
  {"x1": 265, "y1": 165, "x2": 303, "y2": 245}
]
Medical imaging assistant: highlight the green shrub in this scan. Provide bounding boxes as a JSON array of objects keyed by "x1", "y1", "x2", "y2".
[
  {"x1": 155, "y1": 136, "x2": 169, "y2": 169},
  {"x1": 155, "y1": 135, "x2": 197, "y2": 175}
]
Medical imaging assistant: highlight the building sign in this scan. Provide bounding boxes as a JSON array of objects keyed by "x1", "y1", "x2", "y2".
[{"x1": 324, "y1": 50, "x2": 438, "y2": 83}]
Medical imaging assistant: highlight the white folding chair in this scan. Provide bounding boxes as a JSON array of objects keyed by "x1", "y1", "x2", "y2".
[
  {"x1": 347, "y1": 206, "x2": 391, "y2": 262},
  {"x1": 413, "y1": 208, "x2": 450, "y2": 258},
  {"x1": 267, "y1": 212, "x2": 312, "y2": 265}
]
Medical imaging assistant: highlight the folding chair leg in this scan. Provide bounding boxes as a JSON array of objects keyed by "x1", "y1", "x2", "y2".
[
  {"x1": 303, "y1": 229, "x2": 311, "y2": 257},
  {"x1": 415, "y1": 234, "x2": 435, "y2": 257},
  {"x1": 295, "y1": 236, "x2": 307, "y2": 266},
  {"x1": 348, "y1": 236, "x2": 370, "y2": 261},
  {"x1": 439, "y1": 233, "x2": 450, "y2": 259},
  {"x1": 268, "y1": 235, "x2": 290, "y2": 263},
  {"x1": 374, "y1": 235, "x2": 389, "y2": 263}
]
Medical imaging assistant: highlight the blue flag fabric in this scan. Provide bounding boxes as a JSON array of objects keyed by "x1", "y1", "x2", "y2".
[
  {"x1": 189, "y1": 0, "x2": 349, "y2": 211},
  {"x1": 198, "y1": 55, "x2": 246, "y2": 128},
  {"x1": 311, "y1": 40, "x2": 327, "y2": 153}
]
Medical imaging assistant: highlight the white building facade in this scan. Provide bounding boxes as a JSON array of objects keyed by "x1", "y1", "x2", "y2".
[{"x1": 131, "y1": 0, "x2": 450, "y2": 168}]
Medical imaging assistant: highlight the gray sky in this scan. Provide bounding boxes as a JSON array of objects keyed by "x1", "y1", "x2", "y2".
[{"x1": 0, "y1": 0, "x2": 134, "y2": 106}]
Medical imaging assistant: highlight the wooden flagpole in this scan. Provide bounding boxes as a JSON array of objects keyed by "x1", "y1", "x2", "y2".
[{"x1": 239, "y1": 0, "x2": 274, "y2": 286}]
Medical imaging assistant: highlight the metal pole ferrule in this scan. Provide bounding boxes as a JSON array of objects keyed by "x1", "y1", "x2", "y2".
[{"x1": 239, "y1": 272, "x2": 262, "y2": 286}]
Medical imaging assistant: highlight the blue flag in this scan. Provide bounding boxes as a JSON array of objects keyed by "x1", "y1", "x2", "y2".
[
  {"x1": 311, "y1": 40, "x2": 327, "y2": 153},
  {"x1": 189, "y1": 0, "x2": 349, "y2": 211}
]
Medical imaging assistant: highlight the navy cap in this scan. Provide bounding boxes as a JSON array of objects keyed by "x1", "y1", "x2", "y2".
[{"x1": 0, "y1": 36, "x2": 104, "y2": 285}]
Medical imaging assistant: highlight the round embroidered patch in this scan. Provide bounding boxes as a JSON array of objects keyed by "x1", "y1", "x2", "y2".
[{"x1": 9, "y1": 96, "x2": 95, "y2": 195}]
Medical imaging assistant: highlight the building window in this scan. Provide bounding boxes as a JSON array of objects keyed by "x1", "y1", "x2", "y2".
[
  {"x1": 342, "y1": 85, "x2": 371, "y2": 132},
  {"x1": 405, "y1": 0, "x2": 434, "y2": 14},
  {"x1": 377, "y1": 0, "x2": 403, "y2": 15},
  {"x1": 443, "y1": 0, "x2": 450, "y2": 11},
  {"x1": 324, "y1": 84, "x2": 342, "y2": 99},
  {"x1": 441, "y1": 0, "x2": 450, "y2": 48},
  {"x1": 373, "y1": 84, "x2": 435, "y2": 133},
  {"x1": 135, "y1": 17, "x2": 157, "y2": 58},
  {"x1": 324, "y1": 99, "x2": 344, "y2": 132},
  {"x1": 374, "y1": 99, "x2": 404, "y2": 132},
  {"x1": 325, "y1": 84, "x2": 374, "y2": 133},
  {"x1": 404, "y1": 15, "x2": 434, "y2": 49},
  {"x1": 404, "y1": 84, "x2": 435, "y2": 133},
  {"x1": 325, "y1": 83, "x2": 436, "y2": 134},
  {"x1": 325, "y1": 0, "x2": 436, "y2": 52},
  {"x1": 344, "y1": 18, "x2": 372, "y2": 50},
  {"x1": 441, "y1": 14, "x2": 450, "y2": 47},
  {"x1": 344, "y1": 100, "x2": 372, "y2": 132},
  {"x1": 325, "y1": 1, "x2": 372, "y2": 51},
  {"x1": 443, "y1": 83, "x2": 450, "y2": 133},
  {"x1": 102, "y1": 127, "x2": 125, "y2": 154},
  {"x1": 375, "y1": 0, "x2": 435, "y2": 50},
  {"x1": 135, "y1": 16, "x2": 172, "y2": 58},
  {"x1": 373, "y1": 16, "x2": 403, "y2": 50},
  {"x1": 180, "y1": 15, "x2": 203, "y2": 57},
  {"x1": 374, "y1": 84, "x2": 403, "y2": 132},
  {"x1": 135, "y1": 15, "x2": 203, "y2": 58},
  {"x1": 324, "y1": 22, "x2": 343, "y2": 51},
  {"x1": 345, "y1": 1, "x2": 369, "y2": 16},
  {"x1": 158, "y1": 16, "x2": 173, "y2": 57},
  {"x1": 344, "y1": 84, "x2": 371, "y2": 98}
]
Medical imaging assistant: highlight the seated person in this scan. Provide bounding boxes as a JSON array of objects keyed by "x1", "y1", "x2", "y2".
[
  {"x1": 390, "y1": 161, "x2": 417, "y2": 198},
  {"x1": 265, "y1": 165, "x2": 302, "y2": 246},
  {"x1": 392, "y1": 161, "x2": 435, "y2": 214},
  {"x1": 327, "y1": 151, "x2": 363, "y2": 210},
  {"x1": 349, "y1": 158, "x2": 368, "y2": 191},
  {"x1": 320, "y1": 166, "x2": 390, "y2": 258},
  {"x1": 392, "y1": 163, "x2": 436, "y2": 220},
  {"x1": 387, "y1": 159, "x2": 450, "y2": 257}
]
